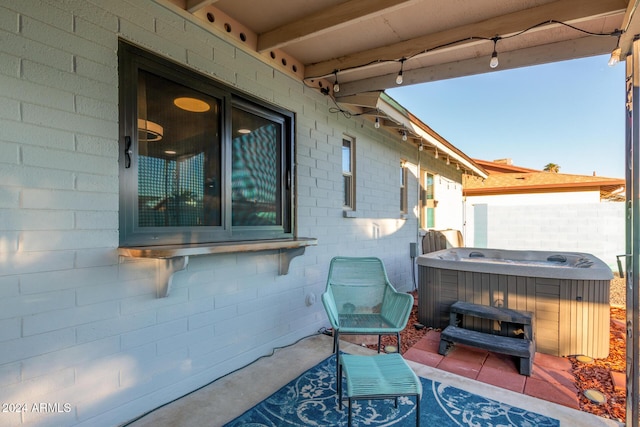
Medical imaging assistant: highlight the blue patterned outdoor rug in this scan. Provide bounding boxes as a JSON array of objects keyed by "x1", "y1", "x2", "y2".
[{"x1": 223, "y1": 354, "x2": 559, "y2": 426}]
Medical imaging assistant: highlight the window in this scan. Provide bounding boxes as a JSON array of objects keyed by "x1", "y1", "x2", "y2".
[
  {"x1": 421, "y1": 171, "x2": 435, "y2": 228},
  {"x1": 118, "y1": 41, "x2": 294, "y2": 246},
  {"x1": 400, "y1": 162, "x2": 408, "y2": 213},
  {"x1": 342, "y1": 136, "x2": 355, "y2": 209}
]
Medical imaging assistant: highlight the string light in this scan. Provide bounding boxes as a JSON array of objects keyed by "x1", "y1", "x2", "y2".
[
  {"x1": 608, "y1": 30, "x2": 622, "y2": 67},
  {"x1": 489, "y1": 37, "x2": 500, "y2": 68},
  {"x1": 308, "y1": 20, "x2": 623, "y2": 84},
  {"x1": 396, "y1": 58, "x2": 405, "y2": 85},
  {"x1": 609, "y1": 47, "x2": 621, "y2": 66},
  {"x1": 319, "y1": 21, "x2": 624, "y2": 179}
]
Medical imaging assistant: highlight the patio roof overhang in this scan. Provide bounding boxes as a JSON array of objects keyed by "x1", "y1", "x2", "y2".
[
  {"x1": 160, "y1": 0, "x2": 640, "y2": 95},
  {"x1": 157, "y1": 0, "x2": 640, "y2": 180}
]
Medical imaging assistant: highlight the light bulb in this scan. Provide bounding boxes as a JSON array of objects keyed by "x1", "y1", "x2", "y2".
[
  {"x1": 396, "y1": 59, "x2": 405, "y2": 85},
  {"x1": 374, "y1": 117, "x2": 380, "y2": 129},
  {"x1": 333, "y1": 82, "x2": 340, "y2": 92},
  {"x1": 419, "y1": 144, "x2": 424, "y2": 151},
  {"x1": 402, "y1": 131, "x2": 407, "y2": 141},
  {"x1": 609, "y1": 47, "x2": 621, "y2": 67},
  {"x1": 489, "y1": 51, "x2": 499, "y2": 68},
  {"x1": 446, "y1": 156, "x2": 450, "y2": 165},
  {"x1": 434, "y1": 148, "x2": 438, "y2": 159}
]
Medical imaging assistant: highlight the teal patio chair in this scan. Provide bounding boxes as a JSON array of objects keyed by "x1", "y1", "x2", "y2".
[{"x1": 322, "y1": 257, "x2": 414, "y2": 374}]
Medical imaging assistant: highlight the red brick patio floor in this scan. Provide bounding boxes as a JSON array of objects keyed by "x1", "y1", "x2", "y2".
[{"x1": 404, "y1": 329, "x2": 580, "y2": 409}]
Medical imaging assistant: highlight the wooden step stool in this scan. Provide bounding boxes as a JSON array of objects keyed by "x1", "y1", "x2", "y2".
[{"x1": 438, "y1": 301, "x2": 535, "y2": 376}]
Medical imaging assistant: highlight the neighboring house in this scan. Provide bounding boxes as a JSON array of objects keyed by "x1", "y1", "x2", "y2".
[
  {"x1": 0, "y1": 2, "x2": 486, "y2": 426},
  {"x1": 463, "y1": 158, "x2": 625, "y2": 266}
]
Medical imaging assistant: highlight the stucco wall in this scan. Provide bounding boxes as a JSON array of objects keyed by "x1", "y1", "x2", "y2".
[{"x1": 0, "y1": 1, "x2": 464, "y2": 426}]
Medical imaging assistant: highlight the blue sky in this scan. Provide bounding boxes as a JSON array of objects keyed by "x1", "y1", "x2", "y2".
[{"x1": 387, "y1": 54, "x2": 626, "y2": 178}]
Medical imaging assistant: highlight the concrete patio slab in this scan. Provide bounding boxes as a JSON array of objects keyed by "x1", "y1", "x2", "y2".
[{"x1": 124, "y1": 334, "x2": 622, "y2": 427}]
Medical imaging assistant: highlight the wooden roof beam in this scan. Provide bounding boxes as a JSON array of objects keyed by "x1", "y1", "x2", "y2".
[
  {"x1": 257, "y1": 0, "x2": 415, "y2": 52},
  {"x1": 304, "y1": 0, "x2": 627, "y2": 79},
  {"x1": 186, "y1": 0, "x2": 219, "y2": 13},
  {"x1": 336, "y1": 34, "x2": 617, "y2": 96},
  {"x1": 618, "y1": 0, "x2": 640, "y2": 60}
]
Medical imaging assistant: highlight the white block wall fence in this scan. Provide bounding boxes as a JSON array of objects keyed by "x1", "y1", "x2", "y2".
[
  {"x1": 0, "y1": 1, "x2": 466, "y2": 426},
  {"x1": 467, "y1": 202, "x2": 625, "y2": 268}
]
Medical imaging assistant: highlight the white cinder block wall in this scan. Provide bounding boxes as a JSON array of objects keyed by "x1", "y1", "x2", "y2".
[
  {"x1": 467, "y1": 201, "x2": 624, "y2": 267},
  {"x1": 0, "y1": 1, "x2": 464, "y2": 426}
]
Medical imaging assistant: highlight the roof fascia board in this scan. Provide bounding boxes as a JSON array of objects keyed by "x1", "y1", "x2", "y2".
[
  {"x1": 464, "y1": 185, "x2": 601, "y2": 196},
  {"x1": 377, "y1": 93, "x2": 488, "y2": 178},
  {"x1": 464, "y1": 181, "x2": 624, "y2": 195}
]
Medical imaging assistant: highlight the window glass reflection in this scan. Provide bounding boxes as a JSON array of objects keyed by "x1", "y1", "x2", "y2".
[
  {"x1": 342, "y1": 142, "x2": 351, "y2": 173},
  {"x1": 231, "y1": 106, "x2": 281, "y2": 226},
  {"x1": 137, "y1": 70, "x2": 222, "y2": 227}
]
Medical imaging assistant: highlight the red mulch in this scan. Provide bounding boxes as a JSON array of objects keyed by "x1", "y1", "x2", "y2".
[
  {"x1": 364, "y1": 291, "x2": 429, "y2": 354},
  {"x1": 568, "y1": 307, "x2": 626, "y2": 422},
  {"x1": 366, "y1": 292, "x2": 628, "y2": 422}
]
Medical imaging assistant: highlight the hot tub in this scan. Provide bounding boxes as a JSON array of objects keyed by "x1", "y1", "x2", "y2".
[{"x1": 417, "y1": 248, "x2": 613, "y2": 358}]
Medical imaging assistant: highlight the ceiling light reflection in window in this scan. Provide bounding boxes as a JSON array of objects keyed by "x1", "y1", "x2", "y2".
[{"x1": 174, "y1": 97, "x2": 211, "y2": 112}]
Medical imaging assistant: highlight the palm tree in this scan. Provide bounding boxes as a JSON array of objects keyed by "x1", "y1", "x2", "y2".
[{"x1": 543, "y1": 163, "x2": 560, "y2": 173}]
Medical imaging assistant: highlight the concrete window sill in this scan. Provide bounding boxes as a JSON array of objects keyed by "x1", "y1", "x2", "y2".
[{"x1": 118, "y1": 238, "x2": 317, "y2": 297}]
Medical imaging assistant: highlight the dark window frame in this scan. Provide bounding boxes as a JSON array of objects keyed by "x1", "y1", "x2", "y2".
[
  {"x1": 400, "y1": 162, "x2": 408, "y2": 214},
  {"x1": 342, "y1": 136, "x2": 355, "y2": 210},
  {"x1": 118, "y1": 41, "x2": 294, "y2": 247},
  {"x1": 421, "y1": 170, "x2": 435, "y2": 229}
]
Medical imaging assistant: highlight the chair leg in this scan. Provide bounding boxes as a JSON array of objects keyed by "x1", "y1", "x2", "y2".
[
  {"x1": 348, "y1": 398, "x2": 353, "y2": 427},
  {"x1": 377, "y1": 335, "x2": 382, "y2": 353},
  {"x1": 416, "y1": 394, "x2": 420, "y2": 427},
  {"x1": 338, "y1": 359, "x2": 343, "y2": 410},
  {"x1": 397, "y1": 332, "x2": 401, "y2": 353},
  {"x1": 335, "y1": 332, "x2": 340, "y2": 379}
]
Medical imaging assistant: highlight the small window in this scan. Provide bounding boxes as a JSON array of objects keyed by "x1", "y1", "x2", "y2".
[
  {"x1": 342, "y1": 136, "x2": 355, "y2": 209},
  {"x1": 421, "y1": 171, "x2": 435, "y2": 229},
  {"x1": 400, "y1": 162, "x2": 408, "y2": 213},
  {"x1": 118, "y1": 41, "x2": 294, "y2": 246}
]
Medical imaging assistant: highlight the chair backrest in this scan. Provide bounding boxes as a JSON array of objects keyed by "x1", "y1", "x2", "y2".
[
  {"x1": 326, "y1": 257, "x2": 391, "y2": 314},
  {"x1": 421, "y1": 230, "x2": 447, "y2": 254},
  {"x1": 421, "y1": 229, "x2": 464, "y2": 254},
  {"x1": 327, "y1": 257, "x2": 388, "y2": 286}
]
